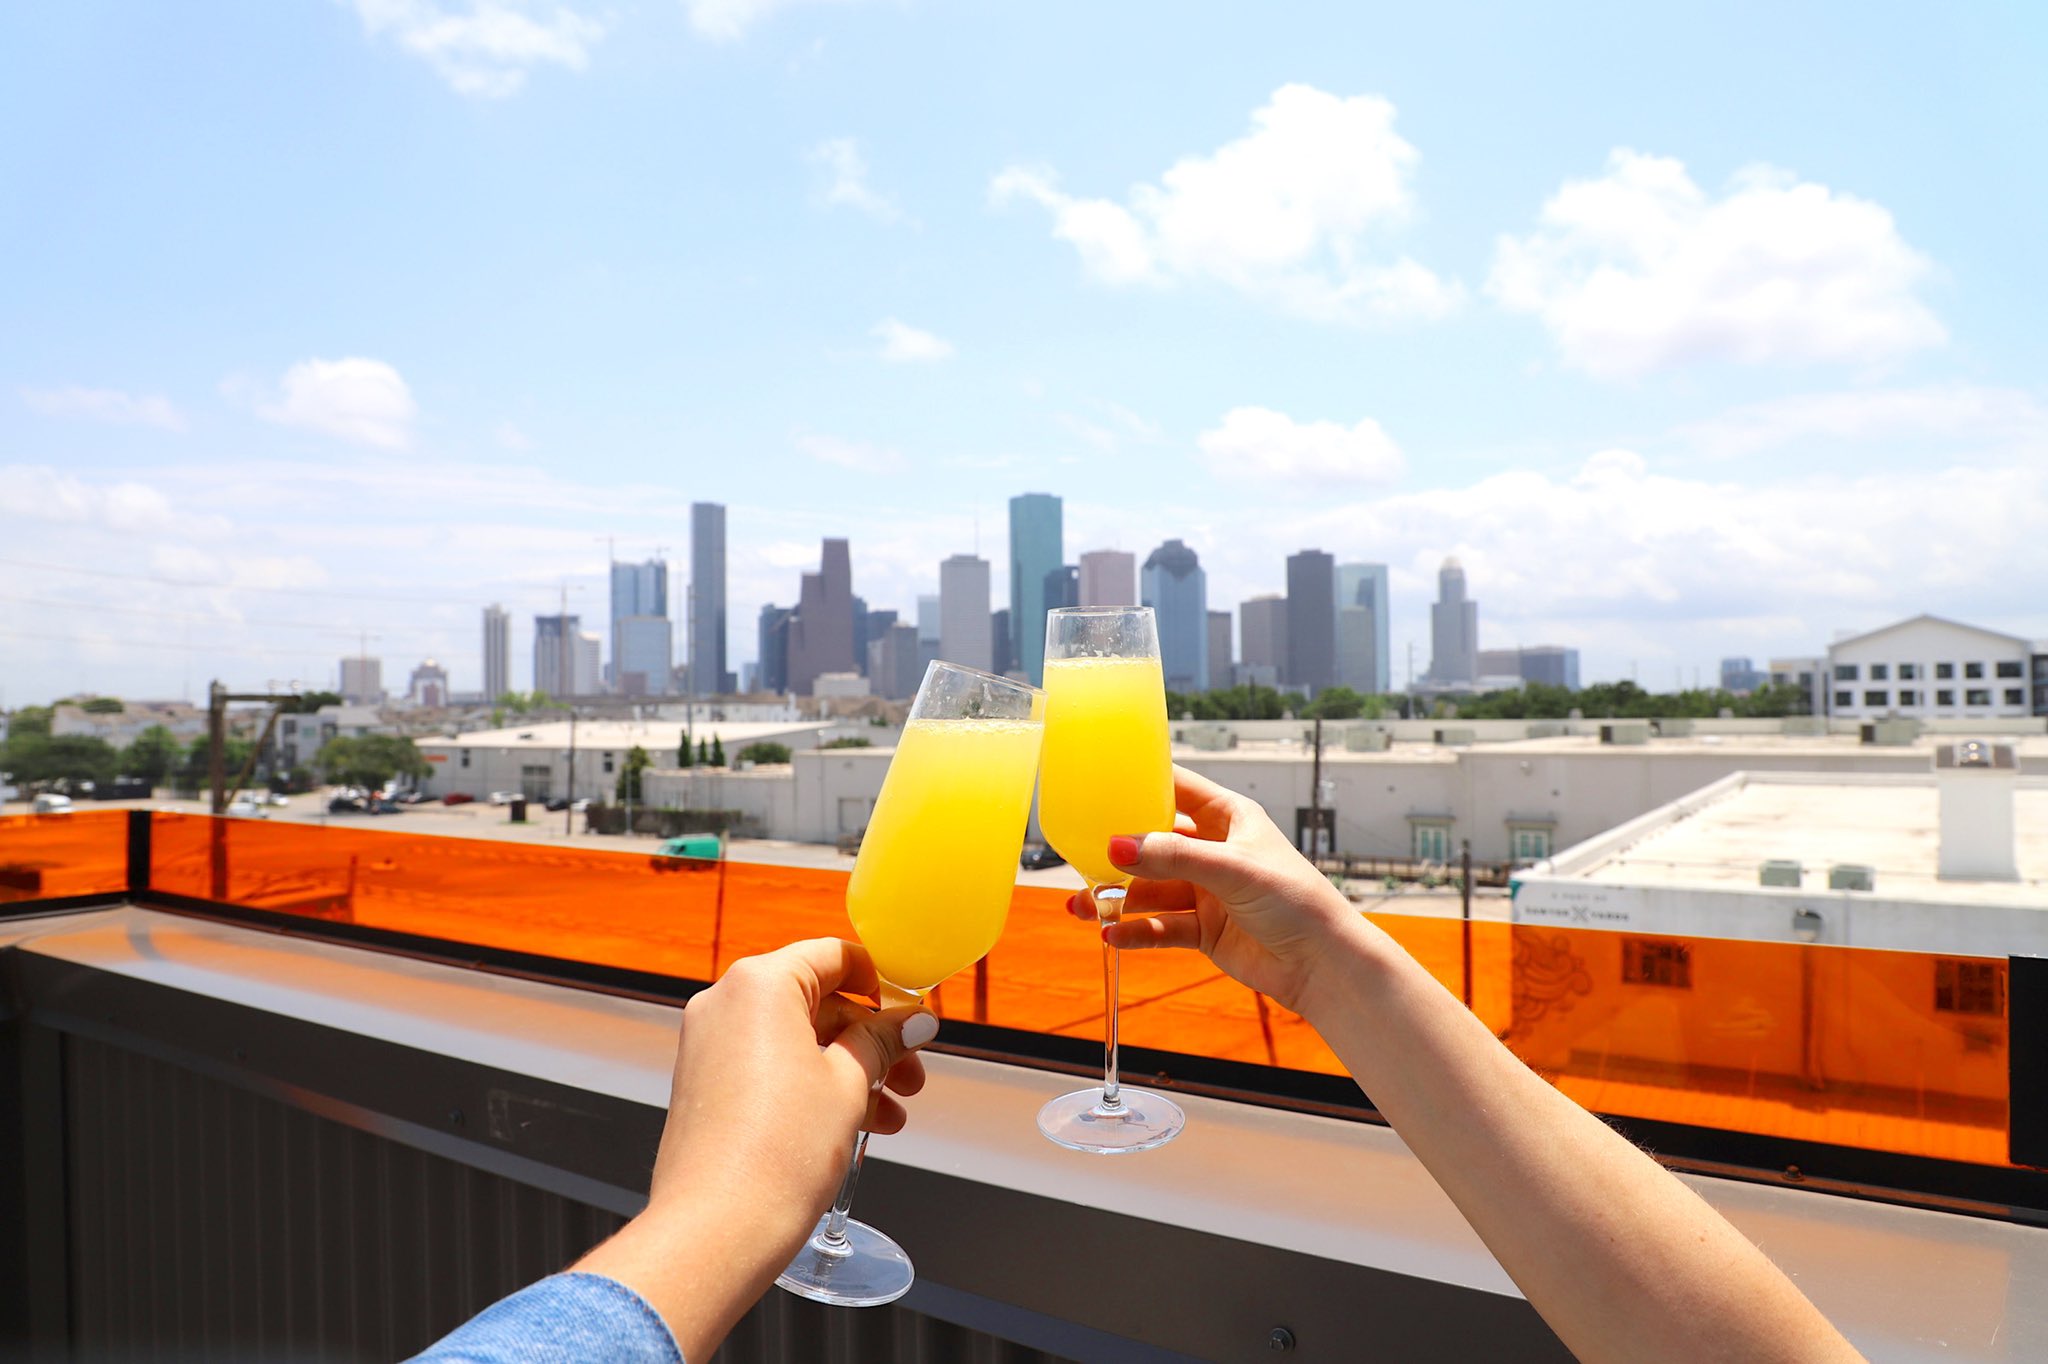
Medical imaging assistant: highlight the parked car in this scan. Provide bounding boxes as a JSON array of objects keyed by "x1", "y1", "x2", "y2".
[
  {"x1": 30, "y1": 793, "x2": 74, "y2": 815},
  {"x1": 1019, "y1": 841, "x2": 1066, "y2": 870},
  {"x1": 442, "y1": 792, "x2": 475, "y2": 806},
  {"x1": 544, "y1": 796, "x2": 569, "y2": 812},
  {"x1": 653, "y1": 834, "x2": 722, "y2": 868},
  {"x1": 328, "y1": 795, "x2": 365, "y2": 814},
  {"x1": 395, "y1": 790, "x2": 429, "y2": 805},
  {"x1": 225, "y1": 797, "x2": 268, "y2": 819},
  {"x1": 367, "y1": 798, "x2": 402, "y2": 815},
  {"x1": 262, "y1": 791, "x2": 291, "y2": 807},
  {"x1": 488, "y1": 791, "x2": 521, "y2": 806}
]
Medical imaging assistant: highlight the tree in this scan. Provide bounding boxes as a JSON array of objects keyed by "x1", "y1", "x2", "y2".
[
  {"x1": 821, "y1": 736, "x2": 872, "y2": 749},
  {"x1": 0, "y1": 734, "x2": 119, "y2": 788},
  {"x1": 738, "y1": 742, "x2": 791, "y2": 765},
  {"x1": 176, "y1": 736, "x2": 254, "y2": 793},
  {"x1": 314, "y1": 735, "x2": 431, "y2": 790},
  {"x1": 616, "y1": 745, "x2": 651, "y2": 803},
  {"x1": 79, "y1": 696, "x2": 125, "y2": 715},
  {"x1": 1301, "y1": 687, "x2": 1374, "y2": 720},
  {"x1": 696, "y1": 737, "x2": 710, "y2": 766},
  {"x1": 709, "y1": 734, "x2": 726, "y2": 767},
  {"x1": 284, "y1": 690, "x2": 343, "y2": 713},
  {"x1": 677, "y1": 735, "x2": 694, "y2": 767},
  {"x1": 122, "y1": 725, "x2": 183, "y2": 785},
  {"x1": 6, "y1": 706, "x2": 53, "y2": 739}
]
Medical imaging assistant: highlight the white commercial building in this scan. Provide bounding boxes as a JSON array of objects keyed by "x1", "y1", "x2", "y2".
[
  {"x1": 278, "y1": 704, "x2": 386, "y2": 770},
  {"x1": 416, "y1": 719, "x2": 834, "y2": 803},
  {"x1": 1827, "y1": 614, "x2": 2041, "y2": 721}
]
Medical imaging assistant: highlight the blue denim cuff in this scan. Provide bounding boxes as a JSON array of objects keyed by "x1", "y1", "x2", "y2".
[{"x1": 408, "y1": 1270, "x2": 685, "y2": 1363}]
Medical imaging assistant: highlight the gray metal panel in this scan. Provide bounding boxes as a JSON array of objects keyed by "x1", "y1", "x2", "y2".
[{"x1": 59, "y1": 1034, "x2": 1078, "y2": 1364}]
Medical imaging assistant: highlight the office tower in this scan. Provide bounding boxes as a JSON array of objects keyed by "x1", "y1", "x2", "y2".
[
  {"x1": 1008, "y1": 492, "x2": 1063, "y2": 685},
  {"x1": 757, "y1": 605, "x2": 793, "y2": 694},
  {"x1": 532, "y1": 615, "x2": 580, "y2": 696},
  {"x1": 1240, "y1": 595, "x2": 1288, "y2": 681},
  {"x1": 1521, "y1": 646, "x2": 1581, "y2": 690},
  {"x1": 482, "y1": 604, "x2": 509, "y2": 703},
  {"x1": 1207, "y1": 610, "x2": 1232, "y2": 693},
  {"x1": 1078, "y1": 550, "x2": 1137, "y2": 607},
  {"x1": 689, "y1": 503, "x2": 734, "y2": 695},
  {"x1": 868, "y1": 621, "x2": 923, "y2": 700},
  {"x1": 339, "y1": 656, "x2": 384, "y2": 706},
  {"x1": 1427, "y1": 558, "x2": 1479, "y2": 686},
  {"x1": 1141, "y1": 539, "x2": 1207, "y2": 692},
  {"x1": 407, "y1": 659, "x2": 449, "y2": 708},
  {"x1": 573, "y1": 631, "x2": 602, "y2": 696},
  {"x1": 939, "y1": 553, "x2": 993, "y2": 672},
  {"x1": 1720, "y1": 656, "x2": 1766, "y2": 693},
  {"x1": 850, "y1": 595, "x2": 870, "y2": 675},
  {"x1": 610, "y1": 557, "x2": 668, "y2": 692},
  {"x1": 1337, "y1": 608, "x2": 1375, "y2": 698},
  {"x1": 1044, "y1": 564, "x2": 1078, "y2": 612},
  {"x1": 992, "y1": 609, "x2": 1014, "y2": 677},
  {"x1": 1336, "y1": 562, "x2": 1390, "y2": 693},
  {"x1": 916, "y1": 594, "x2": 942, "y2": 675},
  {"x1": 865, "y1": 608, "x2": 899, "y2": 658},
  {"x1": 788, "y1": 538, "x2": 855, "y2": 695},
  {"x1": 1285, "y1": 550, "x2": 1336, "y2": 695},
  {"x1": 614, "y1": 616, "x2": 674, "y2": 696}
]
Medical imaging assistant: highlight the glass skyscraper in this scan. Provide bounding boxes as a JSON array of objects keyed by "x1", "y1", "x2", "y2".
[
  {"x1": 1141, "y1": 539, "x2": 1208, "y2": 693},
  {"x1": 1007, "y1": 493, "x2": 1063, "y2": 686}
]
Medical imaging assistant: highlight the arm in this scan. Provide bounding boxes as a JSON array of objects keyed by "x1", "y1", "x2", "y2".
[{"x1": 1090, "y1": 767, "x2": 1862, "y2": 1364}]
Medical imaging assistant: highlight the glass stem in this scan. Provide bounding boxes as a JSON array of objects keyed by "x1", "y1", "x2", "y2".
[
  {"x1": 818, "y1": 1128, "x2": 871, "y2": 1249},
  {"x1": 1097, "y1": 884, "x2": 1126, "y2": 1110}
]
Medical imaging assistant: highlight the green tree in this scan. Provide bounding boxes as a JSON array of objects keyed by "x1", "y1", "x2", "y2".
[
  {"x1": 6, "y1": 706, "x2": 54, "y2": 739},
  {"x1": 176, "y1": 736, "x2": 254, "y2": 793},
  {"x1": 738, "y1": 742, "x2": 791, "y2": 765},
  {"x1": 616, "y1": 745, "x2": 651, "y2": 803},
  {"x1": 820, "y1": 736, "x2": 872, "y2": 749},
  {"x1": 1, "y1": 734, "x2": 120, "y2": 787},
  {"x1": 1300, "y1": 687, "x2": 1377, "y2": 720},
  {"x1": 314, "y1": 735, "x2": 431, "y2": 790},
  {"x1": 121, "y1": 725, "x2": 184, "y2": 785},
  {"x1": 696, "y1": 737, "x2": 710, "y2": 765},
  {"x1": 284, "y1": 690, "x2": 343, "y2": 713},
  {"x1": 677, "y1": 734, "x2": 694, "y2": 767},
  {"x1": 709, "y1": 734, "x2": 726, "y2": 767},
  {"x1": 79, "y1": 696, "x2": 125, "y2": 715}
]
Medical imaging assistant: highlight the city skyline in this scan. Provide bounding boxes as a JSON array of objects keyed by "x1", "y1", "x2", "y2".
[{"x1": 5, "y1": 4, "x2": 2046, "y2": 705}]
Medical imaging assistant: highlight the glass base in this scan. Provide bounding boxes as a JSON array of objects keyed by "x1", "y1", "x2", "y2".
[
  {"x1": 1037, "y1": 1086, "x2": 1185, "y2": 1154},
  {"x1": 774, "y1": 1214, "x2": 915, "y2": 1307}
]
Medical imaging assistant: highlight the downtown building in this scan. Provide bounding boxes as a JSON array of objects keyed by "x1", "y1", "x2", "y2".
[
  {"x1": 1078, "y1": 550, "x2": 1136, "y2": 608},
  {"x1": 1142, "y1": 539, "x2": 1208, "y2": 692},
  {"x1": 786, "y1": 539, "x2": 856, "y2": 696},
  {"x1": 689, "y1": 502, "x2": 735, "y2": 696},
  {"x1": 1285, "y1": 550, "x2": 1336, "y2": 696},
  {"x1": 609, "y1": 557, "x2": 671, "y2": 696},
  {"x1": 939, "y1": 553, "x2": 993, "y2": 674},
  {"x1": 481, "y1": 604, "x2": 510, "y2": 703},
  {"x1": 1427, "y1": 557, "x2": 1479, "y2": 688},
  {"x1": 1008, "y1": 493, "x2": 1063, "y2": 686},
  {"x1": 1335, "y1": 562, "x2": 1390, "y2": 695}
]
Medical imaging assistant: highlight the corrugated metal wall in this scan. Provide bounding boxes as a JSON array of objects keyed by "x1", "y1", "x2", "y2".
[{"x1": 62, "y1": 1035, "x2": 1072, "y2": 1363}]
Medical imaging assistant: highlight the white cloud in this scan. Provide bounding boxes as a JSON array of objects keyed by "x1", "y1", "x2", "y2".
[
  {"x1": 253, "y1": 357, "x2": 417, "y2": 449},
  {"x1": 1056, "y1": 402, "x2": 1160, "y2": 455},
  {"x1": 21, "y1": 386, "x2": 186, "y2": 432},
  {"x1": 1488, "y1": 150, "x2": 1944, "y2": 378},
  {"x1": 871, "y1": 318, "x2": 953, "y2": 363},
  {"x1": 793, "y1": 431, "x2": 908, "y2": 474},
  {"x1": 1197, "y1": 406, "x2": 1404, "y2": 485},
  {"x1": 348, "y1": 0, "x2": 605, "y2": 98},
  {"x1": 990, "y1": 84, "x2": 1461, "y2": 323},
  {"x1": 809, "y1": 138, "x2": 908, "y2": 225},
  {"x1": 1676, "y1": 384, "x2": 2048, "y2": 459},
  {"x1": 0, "y1": 465, "x2": 192, "y2": 534}
]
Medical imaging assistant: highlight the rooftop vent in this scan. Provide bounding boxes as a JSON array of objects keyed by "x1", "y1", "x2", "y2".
[
  {"x1": 1344, "y1": 726, "x2": 1391, "y2": 753},
  {"x1": 1434, "y1": 727, "x2": 1475, "y2": 747},
  {"x1": 1828, "y1": 864, "x2": 1876, "y2": 892},
  {"x1": 1652, "y1": 718, "x2": 1694, "y2": 738},
  {"x1": 1600, "y1": 722, "x2": 1649, "y2": 746},
  {"x1": 1860, "y1": 718, "x2": 1920, "y2": 747},
  {"x1": 1759, "y1": 859, "x2": 1803, "y2": 888},
  {"x1": 1935, "y1": 741, "x2": 2019, "y2": 881}
]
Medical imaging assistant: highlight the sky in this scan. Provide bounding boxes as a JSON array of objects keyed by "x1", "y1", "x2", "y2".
[{"x1": 3, "y1": 0, "x2": 2046, "y2": 706}]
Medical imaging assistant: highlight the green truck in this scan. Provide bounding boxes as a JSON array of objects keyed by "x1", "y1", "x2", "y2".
[{"x1": 653, "y1": 834, "x2": 723, "y2": 866}]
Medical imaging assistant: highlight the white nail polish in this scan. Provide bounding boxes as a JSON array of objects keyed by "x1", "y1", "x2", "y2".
[{"x1": 901, "y1": 1012, "x2": 939, "y2": 1049}]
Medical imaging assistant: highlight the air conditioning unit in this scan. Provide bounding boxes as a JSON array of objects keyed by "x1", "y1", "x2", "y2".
[
  {"x1": 1434, "y1": 727, "x2": 1475, "y2": 747},
  {"x1": 1860, "y1": 719, "x2": 1919, "y2": 747},
  {"x1": 1526, "y1": 721, "x2": 1567, "y2": 739},
  {"x1": 1600, "y1": 722, "x2": 1649, "y2": 746},
  {"x1": 1828, "y1": 864, "x2": 1876, "y2": 891},
  {"x1": 1344, "y1": 726, "x2": 1391, "y2": 752},
  {"x1": 1759, "y1": 859, "x2": 1803, "y2": 887},
  {"x1": 1652, "y1": 718, "x2": 1694, "y2": 737}
]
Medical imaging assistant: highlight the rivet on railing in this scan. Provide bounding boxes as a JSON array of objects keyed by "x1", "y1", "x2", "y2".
[{"x1": 1268, "y1": 1326, "x2": 1296, "y2": 1351}]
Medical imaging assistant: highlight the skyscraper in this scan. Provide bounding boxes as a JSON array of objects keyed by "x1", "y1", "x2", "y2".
[
  {"x1": 1285, "y1": 550, "x2": 1336, "y2": 695},
  {"x1": 1078, "y1": 550, "x2": 1136, "y2": 607},
  {"x1": 756, "y1": 605, "x2": 793, "y2": 694},
  {"x1": 407, "y1": 659, "x2": 449, "y2": 708},
  {"x1": 1008, "y1": 492, "x2": 1063, "y2": 685},
  {"x1": 339, "y1": 656, "x2": 383, "y2": 705},
  {"x1": 1207, "y1": 610, "x2": 1232, "y2": 693},
  {"x1": 868, "y1": 621, "x2": 922, "y2": 700},
  {"x1": 1522, "y1": 646, "x2": 1581, "y2": 690},
  {"x1": 482, "y1": 604, "x2": 509, "y2": 702},
  {"x1": 533, "y1": 615, "x2": 580, "y2": 696},
  {"x1": 614, "y1": 616, "x2": 673, "y2": 695},
  {"x1": 609, "y1": 558, "x2": 667, "y2": 692},
  {"x1": 573, "y1": 630, "x2": 602, "y2": 696},
  {"x1": 1240, "y1": 595, "x2": 1288, "y2": 682},
  {"x1": 788, "y1": 538, "x2": 855, "y2": 695},
  {"x1": 689, "y1": 503, "x2": 733, "y2": 695},
  {"x1": 991, "y1": 608, "x2": 1013, "y2": 677},
  {"x1": 1428, "y1": 557, "x2": 1479, "y2": 687},
  {"x1": 1141, "y1": 539, "x2": 1207, "y2": 692},
  {"x1": 939, "y1": 553, "x2": 993, "y2": 672},
  {"x1": 915, "y1": 594, "x2": 942, "y2": 675},
  {"x1": 1043, "y1": 564, "x2": 1078, "y2": 612},
  {"x1": 1335, "y1": 562, "x2": 1390, "y2": 693}
]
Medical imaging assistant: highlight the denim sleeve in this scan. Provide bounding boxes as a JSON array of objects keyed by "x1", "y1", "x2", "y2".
[{"x1": 407, "y1": 1271, "x2": 685, "y2": 1364}]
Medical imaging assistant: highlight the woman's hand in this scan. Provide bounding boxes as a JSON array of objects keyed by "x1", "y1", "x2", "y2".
[
  {"x1": 1067, "y1": 765, "x2": 1360, "y2": 1015},
  {"x1": 577, "y1": 938, "x2": 936, "y2": 1361}
]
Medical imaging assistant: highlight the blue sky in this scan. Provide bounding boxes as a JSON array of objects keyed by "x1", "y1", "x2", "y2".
[{"x1": 4, "y1": 0, "x2": 2046, "y2": 704}]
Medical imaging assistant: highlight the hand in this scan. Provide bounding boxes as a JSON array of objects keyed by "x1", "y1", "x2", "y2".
[
  {"x1": 1067, "y1": 765, "x2": 1358, "y2": 1015},
  {"x1": 647, "y1": 937, "x2": 934, "y2": 1237}
]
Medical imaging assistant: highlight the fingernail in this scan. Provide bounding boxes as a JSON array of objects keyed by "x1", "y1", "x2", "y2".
[
  {"x1": 1107, "y1": 835, "x2": 1141, "y2": 867},
  {"x1": 901, "y1": 1013, "x2": 939, "y2": 1049}
]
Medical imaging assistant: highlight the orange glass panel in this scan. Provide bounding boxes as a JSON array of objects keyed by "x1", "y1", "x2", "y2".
[
  {"x1": 0, "y1": 810, "x2": 129, "y2": 901},
  {"x1": 135, "y1": 816, "x2": 2014, "y2": 1168}
]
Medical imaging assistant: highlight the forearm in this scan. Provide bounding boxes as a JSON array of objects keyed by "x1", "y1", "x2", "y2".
[{"x1": 1300, "y1": 915, "x2": 1861, "y2": 1364}]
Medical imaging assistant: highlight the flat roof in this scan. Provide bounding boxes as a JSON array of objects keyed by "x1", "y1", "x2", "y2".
[
  {"x1": 422, "y1": 719, "x2": 832, "y2": 750},
  {"x1": 1566, "y1": 775, "x2": 2048, "y2": 909}
]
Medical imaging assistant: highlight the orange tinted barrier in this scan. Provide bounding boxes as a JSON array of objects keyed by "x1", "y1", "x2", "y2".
[
  {"x1": 108, "y1": 816, "x2": 2032, "y2": 1169},
  {"x1": 0, "y1": 810, "x2": 130, "y2": 901}
]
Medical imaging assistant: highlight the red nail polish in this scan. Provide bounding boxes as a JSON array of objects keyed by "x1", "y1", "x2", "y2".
[{"x1": 1107, "y1": 835, "x2": 1141, "y2": 867}]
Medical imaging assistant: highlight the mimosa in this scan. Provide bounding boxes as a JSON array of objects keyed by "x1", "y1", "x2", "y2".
[
  {"x1": 847, "y1": 716, "x2": 1044, "y2": 992},
  {"x1": 1037, "y1": 655, "x2": 1174, "y2": 886}
]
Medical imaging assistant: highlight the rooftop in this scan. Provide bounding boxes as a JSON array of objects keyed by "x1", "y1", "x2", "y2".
[{"x1": 424, "y1": 719, "x2": 833, "y2": 750}]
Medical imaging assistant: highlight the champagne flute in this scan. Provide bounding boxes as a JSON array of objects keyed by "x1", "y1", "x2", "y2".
[
  {"x1": 1034, "y1": 606, "x2": 1185, "y2": 1154},
  {"x1": 775, "y1": 661, "x2": 1044, "y2": 1307}
]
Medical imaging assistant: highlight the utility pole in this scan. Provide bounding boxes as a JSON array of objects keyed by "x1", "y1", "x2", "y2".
[
  {"x1": 206, "y1": 680, "x2": 301, "y2": 902},
  {"x1": 564, "y1": 705, "x2": 577, "y2": 836},
  {"x1": 1308, "y1": 715, "x2": 1324, "y2": 861},
  {"x1": 1460, "y1": 838, "x2": 1474, "y2": 1010}
]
